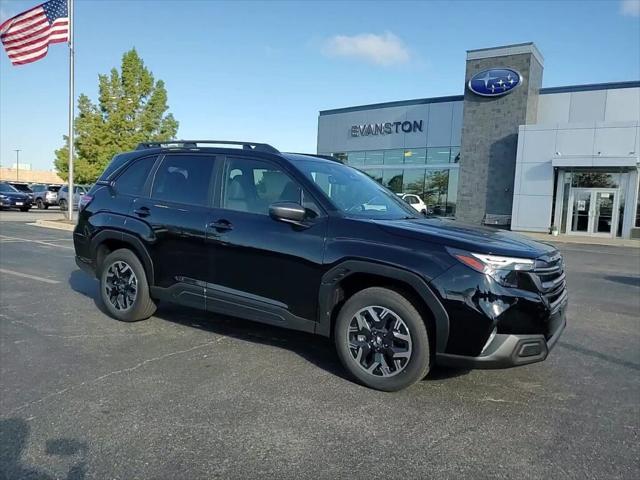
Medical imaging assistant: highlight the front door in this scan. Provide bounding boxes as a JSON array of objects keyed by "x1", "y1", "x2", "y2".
[
  {"x1": 204, "y1": 155, "x2": 327, "y2": 328},
  {"x1": 568, "y1": 188, "x2": 619, "y2": 237}
]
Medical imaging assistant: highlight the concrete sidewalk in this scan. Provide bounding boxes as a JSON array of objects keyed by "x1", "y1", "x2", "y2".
[{"x1": 520, "y1": 231, "x2": 640, "y2": 248}]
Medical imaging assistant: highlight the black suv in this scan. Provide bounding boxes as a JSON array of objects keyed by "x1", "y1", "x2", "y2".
[{"x1": 74, "y1": 141, "x2": 567, "y2": 391}]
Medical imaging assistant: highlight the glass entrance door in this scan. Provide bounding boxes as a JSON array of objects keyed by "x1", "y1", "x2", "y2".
[{"x1": 568, "y1": 188, "x2": 619, "y2": 237}]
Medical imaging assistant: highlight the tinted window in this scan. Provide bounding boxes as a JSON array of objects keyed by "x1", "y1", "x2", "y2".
[
  {"x1": 223, "y1": 157, "x2": 318, "y2": 216},
  {"x1": 298, "y1": 161, "x2": 416, "y2": 220},
  {"x1": 116, "y1": 156, "x2": 157, "y2": 196},
  {"x1": 0, "y1": 183, "x2": 18, "y2": 193},
  {"x1": 151, "y1": 154, "x2": 214, "y2": 206}
]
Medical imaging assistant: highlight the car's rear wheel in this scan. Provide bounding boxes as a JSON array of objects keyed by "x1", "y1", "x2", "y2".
[
  {"x1": 99, "y1": 249, "x2": 156, "y2": 322},
  {"x1": 334, "y1": 287, "x2": 430, "y2": 391},
  {"x1": 36, "y1": 199, "x2": 44, "y2": 209}
]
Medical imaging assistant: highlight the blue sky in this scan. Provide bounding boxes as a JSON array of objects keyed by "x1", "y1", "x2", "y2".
[{"x1": 1, "y1": 0, "x2": 639, "y2": 171}]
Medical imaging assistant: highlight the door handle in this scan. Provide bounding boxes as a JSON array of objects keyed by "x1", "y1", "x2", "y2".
[
  {"x1": 208, "y1": 219, "x2": 233, "y2": 231},
  {"x1": 134, "y1": 207, "x2": 150, "y2": 217}
]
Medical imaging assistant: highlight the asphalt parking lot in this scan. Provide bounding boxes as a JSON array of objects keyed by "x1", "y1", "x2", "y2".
[{"x1": 1, "y1": 214, "x2": 639, "y2": 479}]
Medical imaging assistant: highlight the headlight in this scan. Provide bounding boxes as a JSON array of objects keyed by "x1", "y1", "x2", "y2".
[
  {"x1": 446, "y1": 247, "x2": 534, "y2": 287},
  {"x1": 0, "y1": 194, "x2": 7, "y2": 200}
]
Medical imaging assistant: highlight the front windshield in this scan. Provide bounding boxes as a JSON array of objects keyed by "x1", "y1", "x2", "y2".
[
  {"x1": 297, "y1": 160, "x2": 418, "y2": 219},
  {"x1": 0, "y1": 183, "x2": 18, "y2": 193}
]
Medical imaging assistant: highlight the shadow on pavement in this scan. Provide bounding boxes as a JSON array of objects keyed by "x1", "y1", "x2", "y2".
[
  {"x1": 0, "y1": 418, "x2": 87, "y2": 480},
  {"x1": 68, "y1": 269, "x2": 469, "y2": 384},
  {"x1": 557, "y1": 341, "x2": 640, "y2": 371},
  {"x1": 604, "y1": 275, "x2": 640, "y2": 288}
]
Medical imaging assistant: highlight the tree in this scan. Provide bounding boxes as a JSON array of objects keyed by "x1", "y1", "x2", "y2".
[{"x1": 55, "y1": 49, "x2": 179, "y2": 183}]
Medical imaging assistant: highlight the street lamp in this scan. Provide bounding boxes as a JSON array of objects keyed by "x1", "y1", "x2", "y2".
[{"x1": 13, "y1": 149, "x2": 21, "y2": 181}]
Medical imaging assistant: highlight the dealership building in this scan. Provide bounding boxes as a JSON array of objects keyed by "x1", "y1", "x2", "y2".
[{"x1": 317, "y1": 43, "x2": 640, "y2": 239}]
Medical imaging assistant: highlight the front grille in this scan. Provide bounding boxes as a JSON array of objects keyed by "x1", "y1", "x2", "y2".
[{"x1": 533, "y1": 252, "x2": 567, "y2": 314}]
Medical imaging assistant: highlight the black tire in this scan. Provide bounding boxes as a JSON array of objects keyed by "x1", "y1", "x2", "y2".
[
  {"x1": 59, "y1": 199, "x2": 67, "y2": 211},
  {"x1": 99, "y1": 248, "x2": 156, "y2": 322},
  {"x1": 334, "y1": 287, "x2": 430, "y2": 392},
  {"x1": 36, "y1": 198, "x2": 44, "y2": 209},
  {"x1": 19, "y1": 207, "x2": 30, "y2": 212}
]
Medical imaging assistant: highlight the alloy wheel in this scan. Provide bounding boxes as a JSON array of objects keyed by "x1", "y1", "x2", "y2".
[
  {"x1": 104, "y1": 260, "x2": 138, "y2": 311},
  {"x1": 346, "y1": 306, "x2": 412, "y2": 377}
]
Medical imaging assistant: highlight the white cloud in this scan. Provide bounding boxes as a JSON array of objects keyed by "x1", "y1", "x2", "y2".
[
  {"x1": 621, "y1": 0, "x2": 640, "y2": 16},
  {"x1": 322, "y1": 32, "x2": 410, "y2": 67}
]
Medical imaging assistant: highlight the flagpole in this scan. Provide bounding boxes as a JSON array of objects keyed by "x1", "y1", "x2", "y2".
[{"x1": 67, "y1": 0, "x2": 74, "y2": 221}]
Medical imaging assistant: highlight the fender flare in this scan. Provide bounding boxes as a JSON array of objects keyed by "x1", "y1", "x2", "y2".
[
  {"x1": 316, "y1": 260, "x2": 450, "y2": 353},
  {"x1": 90, "y1": 229, "x2": 155, "y2": 286}
]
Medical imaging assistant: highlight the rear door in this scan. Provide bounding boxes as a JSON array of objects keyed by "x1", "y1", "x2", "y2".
[
  {"x1": 130, "y1": 153, "x2": 217, "y2": 308},
  {"x1": 205, "y1": 155, "x2": 327, "y2": 326}
]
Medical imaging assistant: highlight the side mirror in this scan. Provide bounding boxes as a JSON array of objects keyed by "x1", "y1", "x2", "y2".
[{"x1": 269, "y1": 202, "x2": 308, "y2": 227}]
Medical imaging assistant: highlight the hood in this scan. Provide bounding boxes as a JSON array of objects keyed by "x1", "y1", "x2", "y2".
[
  {"x1": 373, "y1": 217, "x2": 556, "y2": 259},
  {"x1": 0, "y1": 191, "x2": 28, "y2": 200}
]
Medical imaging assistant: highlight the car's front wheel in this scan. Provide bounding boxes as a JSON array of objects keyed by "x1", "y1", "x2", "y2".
[
  {"x1": 334, "y1": 287, "x2": 431, "y2": 391},
  {"x1": 99, "y1": 248, "x2": 156, "y2": 322},
  {"x1": 36, "y1": 199, "x2": 44, "y2": 209},
  {"x1": 59, "y1": 199, "x2": 67, "y2": 211}
]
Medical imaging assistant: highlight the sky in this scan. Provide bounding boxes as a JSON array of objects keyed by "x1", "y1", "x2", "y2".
[{"x1": 1, "y1": 0, "x2": 639, "y2": 171}]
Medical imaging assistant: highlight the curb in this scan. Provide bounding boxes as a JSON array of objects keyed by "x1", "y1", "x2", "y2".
[{"x1": 31, "y1": 219, "x2": 76, "y2": 232}]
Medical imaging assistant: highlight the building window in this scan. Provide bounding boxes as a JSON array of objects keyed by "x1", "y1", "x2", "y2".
[
  {"x1": 426, "y1": 147, "x2": 451, "y2": 165},
  {"x1": 403, "y1": 148, "x2": 426, "y2": 164},
  {"x1": 446, "y1": 169, "x2": 459, "y2": 216},
  {"x1": 424, "y1": 170, "x2": 449, "y2": 215},
  {"x1": 402, "y1": 169, "x2": 426, "y2": 198},
  {"x1": 347, "y1": 151, "x2": 366, "y2": 167},
  {"x1": 383, "y1": 149, "x2": 404, "y2": 165},
  {"x1": 383, "y1": 170, "x2": 404, "y2": 194},
  {"x1": 450, "y1": 147, "x2": 460, "y2": 163},
  {"x1": 363, "y1": 169, "x2": 383, "y2": 183},
  {"x1": 331, "y1": 153, "x2": 347, "y2": 163},
  {"x1": 365, "y1": 150, "x2": 384, "y2": 165},
  {"x1": 571, "y1": 172, "x2": 620, "y2": 188}
]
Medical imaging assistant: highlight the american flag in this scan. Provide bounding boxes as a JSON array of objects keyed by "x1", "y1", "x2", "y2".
[{"x1": 0, "y1": 0, "x2": 69, "y2": 66}]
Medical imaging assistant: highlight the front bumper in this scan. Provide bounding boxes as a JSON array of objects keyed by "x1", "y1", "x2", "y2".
[
  {"x1": 436, "y1": 300, "x2": 567, "y2": 369},
  {"x1": 0, "y1": 198, "x2": 32, "y2": 208}
]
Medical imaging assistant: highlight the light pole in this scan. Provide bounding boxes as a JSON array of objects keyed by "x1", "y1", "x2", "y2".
[{"x1": 14, "y1": 149, "x2": 21, "y2": 181}]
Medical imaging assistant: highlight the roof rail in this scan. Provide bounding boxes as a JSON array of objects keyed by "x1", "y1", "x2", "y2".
[
  {"x1": 285, "y1": 152, "x2": 343, "y2": 163},
  {"x1": 136, "y1": 140, "x2": 279, "y2": 154}
]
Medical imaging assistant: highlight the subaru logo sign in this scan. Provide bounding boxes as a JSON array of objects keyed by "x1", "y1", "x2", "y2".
[{"x1": 468, "y1": 68, "x2": 523, "y2": 97}]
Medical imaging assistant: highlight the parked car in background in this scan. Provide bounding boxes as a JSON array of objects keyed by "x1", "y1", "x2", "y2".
[
  {"x1": 398, "y1": 193, "x2": 428, "y2": 215},
  {"x1": 31, "y1": 184, "x2": 61, "y2": 209},
  {"x1": 74, "y1": 140, "x2": 567, "y2": 392},
  {"x1": 8, "y1": 182, "x2": 34, "y2": 203},
  {"x1": 0, "y1": 181, "x2": 32, "y2": 211},
  {"x1": 59, "y1": 185, "x2": 89, "y2": 211}
]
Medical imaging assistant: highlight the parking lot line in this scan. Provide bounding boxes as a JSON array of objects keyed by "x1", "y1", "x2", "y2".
[
  {"x1": 0, "y1": 268, "x2": 60, "y2": 284},
  {"x1": 0, "y1": 234, "x2": 74, "y2": 250}
]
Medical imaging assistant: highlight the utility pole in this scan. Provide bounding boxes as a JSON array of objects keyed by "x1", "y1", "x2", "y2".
[{"x1": 14, "y1": 149, "x2": 21, "y2": 181}]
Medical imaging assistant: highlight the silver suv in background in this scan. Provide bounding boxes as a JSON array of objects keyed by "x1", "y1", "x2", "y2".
[
  {"x1": 31, "y1": 184, "x2": 61, "y2": 209},
  {"x1": 59, "y1": 185, "x2": 89, "y2": 211}
]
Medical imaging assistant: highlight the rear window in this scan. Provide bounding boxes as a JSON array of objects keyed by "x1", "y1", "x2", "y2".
[
  {"x1": 49, "y1": 186, "x2": 61, "y2": 192},
  {"x1": 114, "y1": 156, "x2": 157, "y2": 196},
  {"x1": 99, "y1": 153, "x2": 136, "y2": 181},
  {"x1": 151, "y1": 154, "x2": 215, "y2": 206}
]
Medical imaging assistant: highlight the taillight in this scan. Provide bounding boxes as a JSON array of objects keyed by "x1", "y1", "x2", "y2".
[{"x1": 79, "y1": 194, "x2": 93, "y2": 211}]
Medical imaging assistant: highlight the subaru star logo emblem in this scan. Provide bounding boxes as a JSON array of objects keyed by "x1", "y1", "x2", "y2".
[{"x1": 468, "y1": 68, "x2": 523, "y2": 97}]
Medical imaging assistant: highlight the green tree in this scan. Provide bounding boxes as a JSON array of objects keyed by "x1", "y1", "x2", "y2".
[{"x1": 55, "y1": 49, "x2": 179, "y2": 183}]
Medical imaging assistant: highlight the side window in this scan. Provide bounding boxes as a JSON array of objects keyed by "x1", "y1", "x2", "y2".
[
  {"x1": 115, "y1": 156, "x2": 157, "y2": 197},
  {"x1": 151, "y1": 154, "x2": 214, "y2": 206},
  {"x1": 222, "y1": 157, "x2": 319, "y2": 217}
]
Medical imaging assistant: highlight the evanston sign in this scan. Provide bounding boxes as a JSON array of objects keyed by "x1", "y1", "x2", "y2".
[{"x1": 350, "y1": 120, "x2": 423, "y2": 137}]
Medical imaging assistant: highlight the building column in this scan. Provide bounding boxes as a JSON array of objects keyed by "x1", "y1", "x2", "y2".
[{"x1": 457, "y1": 43, "x2": 544, "y2": 225}]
